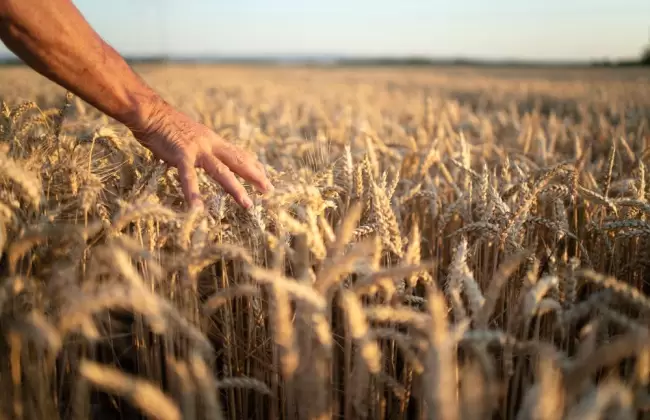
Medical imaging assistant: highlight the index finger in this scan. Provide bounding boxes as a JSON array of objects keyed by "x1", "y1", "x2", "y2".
[{"x1": 178, "y1": 159, "x2": 203, "y2": 209}]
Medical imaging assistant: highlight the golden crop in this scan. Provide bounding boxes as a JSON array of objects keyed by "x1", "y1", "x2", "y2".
[{"x1": 0, "y1": 64, "x2": 649, "y2": 420}]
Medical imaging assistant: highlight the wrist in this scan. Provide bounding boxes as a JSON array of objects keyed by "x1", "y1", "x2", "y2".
[{"x1": 121, "y1": 90, "x2": 173, "y2": 139}]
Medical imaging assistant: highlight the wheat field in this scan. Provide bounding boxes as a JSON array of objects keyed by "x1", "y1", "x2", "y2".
[{"x1": 1, "y1": 64, "x2": 650, "y2": 420}]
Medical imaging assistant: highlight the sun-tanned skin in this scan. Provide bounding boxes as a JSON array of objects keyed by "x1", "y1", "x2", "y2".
[{"x1": 0, "y1": 0, "x2": 272, "y2": 209}]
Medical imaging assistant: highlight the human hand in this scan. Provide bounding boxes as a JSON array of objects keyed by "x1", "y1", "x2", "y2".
[{"x1": 133, "y1": 103, "x2": 272, "y2": 210}]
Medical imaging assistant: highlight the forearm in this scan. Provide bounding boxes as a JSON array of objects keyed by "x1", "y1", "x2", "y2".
[{"x1": 0, "y1": 0, "x2": 167, "y2": 133}]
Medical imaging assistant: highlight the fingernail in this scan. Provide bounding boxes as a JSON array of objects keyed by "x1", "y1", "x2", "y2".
[
  {"x1": 242, "y1": 196, "x2": 253, "y2": 209},
  {"x1": 262, "y1": 179, "x2": 275, "y2": 192}
]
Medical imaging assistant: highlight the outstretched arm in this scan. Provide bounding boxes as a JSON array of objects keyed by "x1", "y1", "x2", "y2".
[{"x1": 0, "y1": 0, "x2": 271, "y2": 209}]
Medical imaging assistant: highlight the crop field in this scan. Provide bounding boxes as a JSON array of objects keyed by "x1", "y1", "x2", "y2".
[{"x1": 0, "y1": 64, "x2": 650, "y2": 420}]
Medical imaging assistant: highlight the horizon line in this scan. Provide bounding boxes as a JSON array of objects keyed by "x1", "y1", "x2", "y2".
[
  {"x1": 0, "y1": 51, "x2": 646, "y2": 62},
  {"x1": 0, "y1": 52, "x2": 647, "y2": 68}
]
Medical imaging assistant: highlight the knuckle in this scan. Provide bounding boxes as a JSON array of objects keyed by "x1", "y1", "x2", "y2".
[
  {"x1": 212, "y1": 160, "x2": 229, "y2": 176},
  {"x1": 181, "y1": 156, "x2": 196, "y2": 169},
  {"x1": 227, "y1": 144, "x2": 251, "y2": 163},
  {"x1": 184, "y1": 145, "x2": 199, "y2": 161},
  {"x1": 200, "y1": 154, "x2": 231, "y2": 179}
]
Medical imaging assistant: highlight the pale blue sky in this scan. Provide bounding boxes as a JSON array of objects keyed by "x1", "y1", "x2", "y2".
[{"x1": 1, "y1": 0, "x2": 649, "y2": 61}]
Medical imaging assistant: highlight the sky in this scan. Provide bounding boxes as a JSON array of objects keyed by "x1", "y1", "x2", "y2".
[{"x1": 0, "y1": 0, "x2": 649, "y2": 61}]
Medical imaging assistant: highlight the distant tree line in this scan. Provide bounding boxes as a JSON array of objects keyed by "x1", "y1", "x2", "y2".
[
  {"x1": 591, "y1": 44, "x2": 649, "y2": 67},
  {"x1": 642, "y1": 45, "x2": 650, "y2": 65},
  {"x1": 1, "y1": 46, "x2": 649, "y2": 67}
]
